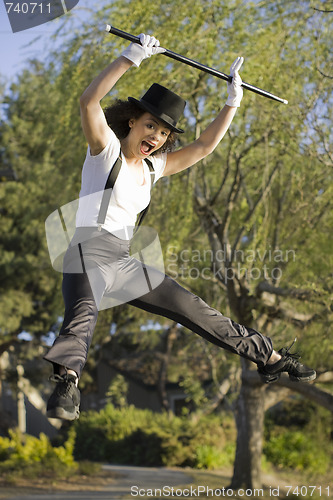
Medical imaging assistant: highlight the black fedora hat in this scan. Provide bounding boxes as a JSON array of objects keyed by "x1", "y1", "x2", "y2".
[{"x1": 128, "y1": 83, "x2": 186, "y2": 134}]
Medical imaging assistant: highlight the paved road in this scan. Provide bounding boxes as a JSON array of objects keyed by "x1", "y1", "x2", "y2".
[{"x1": 8, "y1": 464, "x2": 193, "y2": 500}]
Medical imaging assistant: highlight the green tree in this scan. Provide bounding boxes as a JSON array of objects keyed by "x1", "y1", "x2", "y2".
[
  {"x1": 105, "y1": 374, "x2": 129, "y2": 408},
  {"x1": 0, "y1": 63, "x2": 62, "y2": 348},
  {"x1": 1, "y1": 0, "x2": 332, "y2": 488},
  {"x1": 176, "y1": 2, "x2": 333, "y2": 488}
]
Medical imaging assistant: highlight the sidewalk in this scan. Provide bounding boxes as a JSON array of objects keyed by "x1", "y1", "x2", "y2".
[{"x1": 7, "y1": 464, "x2": 193, "y2": 500}]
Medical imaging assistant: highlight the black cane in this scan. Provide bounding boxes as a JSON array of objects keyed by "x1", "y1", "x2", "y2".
[{"x1": 104, "y1": 24, "x2": 288, "y2": 105}]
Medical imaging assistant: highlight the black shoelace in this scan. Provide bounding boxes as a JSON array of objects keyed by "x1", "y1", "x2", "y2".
[
  {"x1": 49, "y1": 374, "x2": 75, "y2": 397},
  {"x1": 280, "y1": 338, "x2": 303, "y2": 372}
]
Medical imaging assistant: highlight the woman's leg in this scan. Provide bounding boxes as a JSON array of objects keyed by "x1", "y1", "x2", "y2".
[
  {"x1": 128, "y1": 272, "x2": 273, "y2": 367},
  {"x1": 44, "y1": 229, "x2": 122, "y2": 377},
  {"x1": 43, "y1": 269, "x2": 99, "y2": 421},
  {"x1": 127, "y1": 263, "x2": 315, "y2": 382},
  {"x1": 43, "y1": 271, "x2": 99, "y2": 378}
]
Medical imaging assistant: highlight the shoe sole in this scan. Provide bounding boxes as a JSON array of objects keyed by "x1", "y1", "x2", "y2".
[
  {"x1": 260, "y1": 371, "x2": 317, "y2": 384},
  {"x1": 259, "y1": 373, "x2": 281, "y2": 384},
  {"x1": 289, "y1": 371, "x2": 317, "y2": 382},
  {"x1": 47, "y1": 406, "x2": 80, "y2": 421}
]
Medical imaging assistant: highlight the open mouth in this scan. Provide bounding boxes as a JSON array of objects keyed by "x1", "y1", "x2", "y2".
[{"x1": 140, "y1": 141, "x2": 155, "y2": 155}]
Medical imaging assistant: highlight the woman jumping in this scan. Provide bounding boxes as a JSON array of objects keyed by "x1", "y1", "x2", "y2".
[{"x1": 44, "y1": 34, "x2": 316, "y2": 420}]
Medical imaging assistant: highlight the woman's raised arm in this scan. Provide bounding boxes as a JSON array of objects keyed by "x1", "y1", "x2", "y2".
[
  {"x1": 79, "y1": 34, "x2": 165, "y2": 156},
  {"x1": 163, "y1": 57, "x2": 244, "y2": 176}
]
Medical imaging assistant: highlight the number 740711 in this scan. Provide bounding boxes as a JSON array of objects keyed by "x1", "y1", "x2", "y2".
[{"x1": 6, "y1": 3, "x2": 51, "y2": 14}]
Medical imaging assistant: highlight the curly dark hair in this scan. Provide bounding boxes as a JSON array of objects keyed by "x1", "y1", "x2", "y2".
[{"x1": 104, "y1": 99, "x2": 177, "y2": 154}]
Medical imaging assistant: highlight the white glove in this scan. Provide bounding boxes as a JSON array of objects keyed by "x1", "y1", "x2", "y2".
[
  {"x1": 226, "y1": 56, "x2": 244, "y2": 107},
  {"x1": 121, "y1": 33, "x2": 165, "y2": 67}
]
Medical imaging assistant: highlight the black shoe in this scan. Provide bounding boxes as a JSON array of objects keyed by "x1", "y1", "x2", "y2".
[
  {"x1": 47, "y1": 374, "x2": 80, "y2": 420},
  {"x1": 258, "y1": 339, "x2": 316, "y2": 384}
]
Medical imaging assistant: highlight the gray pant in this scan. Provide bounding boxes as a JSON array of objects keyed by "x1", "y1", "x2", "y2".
[{"x1": 44, "y1": 228, "x2": 273, "y2": 377}]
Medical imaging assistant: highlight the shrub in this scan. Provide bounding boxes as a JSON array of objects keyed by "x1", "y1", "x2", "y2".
[
  {"x1": 73, "y1": 403, "x2": 236, "y2": 468},
  {"x1": 194, "y1": 443, "x2": 235, "y2": 470},
  {"x1": 264, "y1": 430, "x2": 329, "y2": 475},
  {"x1": 264, "y1": 400, "x2": 332, "y2": 476},
  {"x1": 0, "y1": 427, "x2": 78, "y2": 480}
]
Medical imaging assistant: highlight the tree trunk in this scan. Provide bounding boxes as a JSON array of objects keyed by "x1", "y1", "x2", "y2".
[
  {"x1": 231, "y1": 360, "x2": 265, "y2": 489},
  {"x1": 17, "y1": 364, "x2": 26, "y2": 434},
  {"x1": 157, "y1": 323, "x2": 178, "y2": 411}
]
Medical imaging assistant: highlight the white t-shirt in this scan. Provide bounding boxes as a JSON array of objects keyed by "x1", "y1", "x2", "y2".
[{"x1": 76, "y1": 128, "x2": 167, "y2": 239}]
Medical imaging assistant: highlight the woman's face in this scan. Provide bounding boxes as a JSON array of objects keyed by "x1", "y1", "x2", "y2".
[{"x1": 128, "y1": 112, "x2": 171, "y2": 158}]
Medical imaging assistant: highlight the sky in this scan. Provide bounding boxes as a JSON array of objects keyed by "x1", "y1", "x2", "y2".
[{"x1": 0, "y1": 0, "x2": 92, "y2": 86}]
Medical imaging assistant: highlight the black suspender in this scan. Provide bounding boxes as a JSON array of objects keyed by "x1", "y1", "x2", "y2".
[
  {"x1": 145, "y1": 158, "x2": 155, "y2": 184},
  {"x1": 97, "y1": 153, "x2": 122, "y2": 230},
  {"x1": 135, "y1": 159, "x2": 154, "y2": 230},
  {"x1": 97, "y1": 150, "x2": 155, "y2": 232}
]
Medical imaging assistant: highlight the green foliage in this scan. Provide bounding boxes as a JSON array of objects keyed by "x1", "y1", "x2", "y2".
[
  {"x1": 73, "y1": 402, "x2": 332, "y2": 473},
  {"x1": 0, "y1": 1, "x2": 332, "y2": 484},
  {"x1": 77, "y1": 460, "x2": 102, "y2": 476},
  {"x1": 0, "y1": 0, "x2": 331, "y2": 366},
  {"x1": 264, "y1": 400, "x2": 333, "y2": 476},
  {"x1": 195, "y1": 443, "x2": 235, "y2": 470},
  {"x1": 264, "y1": 430, "x2": 329, "y2": 475},
  {"x1": 73, "y1": 403, "x2": 236, "y2": 469},
  {"x1": 105, "y1": 374, "x2": 129, "y2": 408},
  {"x1": 179, "y1": 375, "x2": 208, "y2": 409},
  {"x1": 0, "y1": 428, "x2": 78, "y2": 479}
]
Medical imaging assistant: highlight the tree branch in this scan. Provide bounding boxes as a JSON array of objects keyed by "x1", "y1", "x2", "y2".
[
  {"x1": 256, "y1": 280, "x2": 319, "y2": 300},
  {"x1": 246, "y1": 370, "x2": 333, "y2": 412},
  {"x1": 157, "y1": 322, "x2": 178, "y2": 411},
  {"x1": 200, "y1": 365, "x2": 241, "y2": 415},
  {"x1": 316, "y1": 371, "x2": 333, "y2": 383},
  {"x1": 312, "y1": 7, "x2": 333, "y2": 13},
  {"x1": 317, "y1": 67, "x2": 333, "y2": 79},
  {"x1": 276, "y1": 374, "x2": 333, "y2": 412},
  {"x1": 232, "y1": 161, "x2": 281, "y2": 255},
  {"x1": 210, "y1": 144, "x2": 232, "y2": 206},
  {"x1": 219, "y1": 159, "x2": 242, "y2": 245}
]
